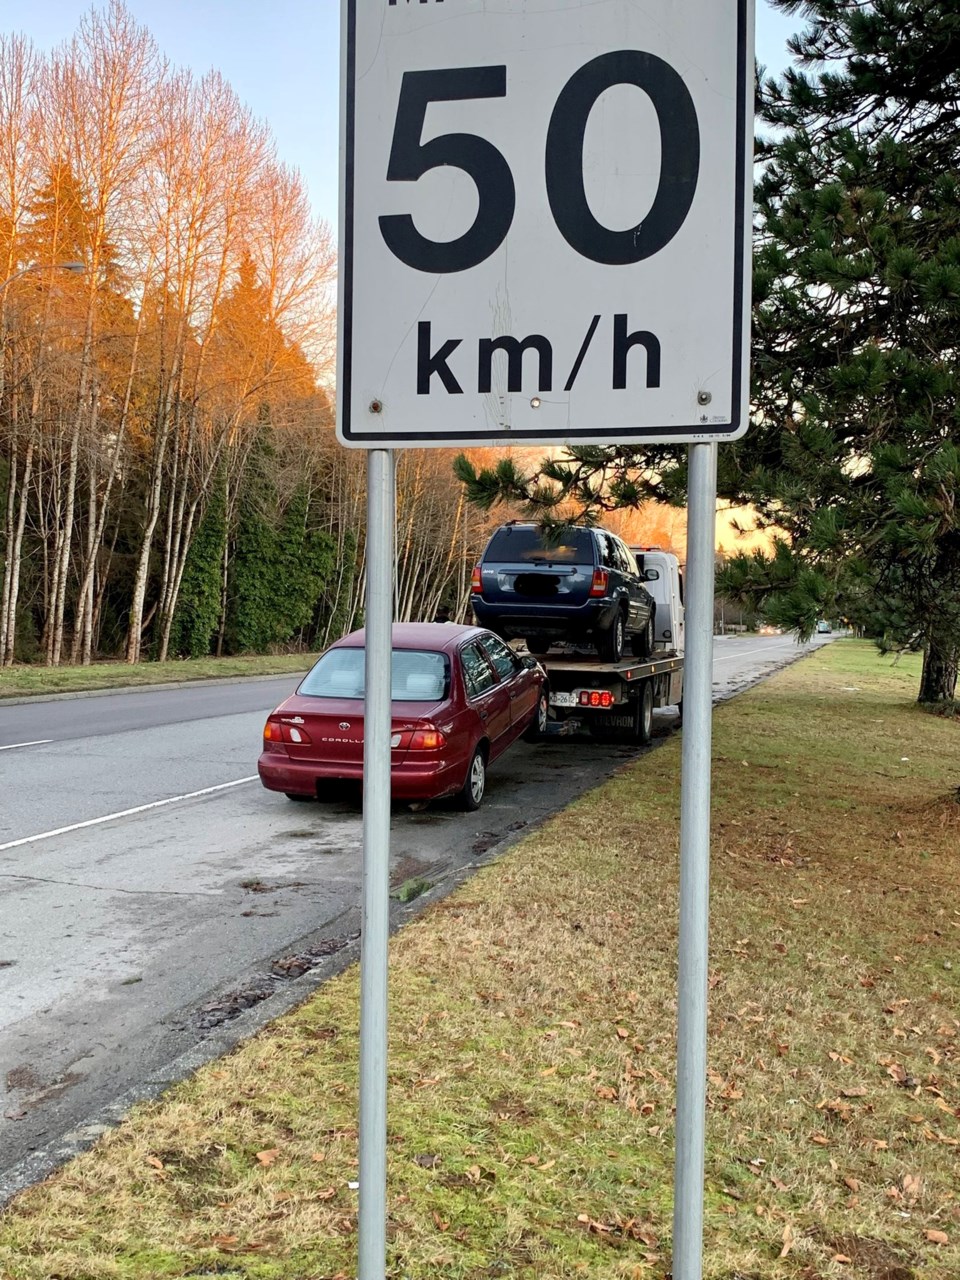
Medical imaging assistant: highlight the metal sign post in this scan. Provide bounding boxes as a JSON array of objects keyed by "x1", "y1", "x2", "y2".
[
  {"x1": 338, "y1": 4, "x2": 754, "y2": 1276},
  {"x1": 672, "y1": 441, "x2": 718, "y2": 1280},
  {"x1": 358, "y1": 449, "x2": 395, "y2": 1280}
]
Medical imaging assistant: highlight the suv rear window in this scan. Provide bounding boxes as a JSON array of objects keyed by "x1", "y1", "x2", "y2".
[{"x1": 484, "y1": 526, "x2": 594, "y2": 565}]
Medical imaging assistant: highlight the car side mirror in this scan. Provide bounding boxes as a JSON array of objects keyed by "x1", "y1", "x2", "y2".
[{"x1": 521, "y1": 655, "x2": 539, "y2": 670}]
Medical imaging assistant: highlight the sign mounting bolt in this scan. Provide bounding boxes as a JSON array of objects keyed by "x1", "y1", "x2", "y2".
[
  {"x1": 697, "y1": 390, "x2": 712, "y2": 406},
  {"x1": 368, "y1": 399, "x2": 383, "y2": 414}
]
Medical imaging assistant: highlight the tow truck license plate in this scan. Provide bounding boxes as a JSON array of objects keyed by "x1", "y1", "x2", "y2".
[{"x1": 550, "y1": 691, "x2": 577, "y2": 708}]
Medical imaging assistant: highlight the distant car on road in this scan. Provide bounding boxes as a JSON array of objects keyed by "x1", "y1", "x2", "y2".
[
  {"x1": 470, "y1": 523, "x2": 656, "y2": 662},
  {"x1": 258, "y1": 623, "x2": 547, "y2": 811},
  {"x1": 816, "y1": 620, "x2": 833, "y2": 634}
]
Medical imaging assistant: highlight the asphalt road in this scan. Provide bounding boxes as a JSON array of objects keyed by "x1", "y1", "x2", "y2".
[{"x1": 0, "y1": 633, "x2": 828, "y2": 1197}]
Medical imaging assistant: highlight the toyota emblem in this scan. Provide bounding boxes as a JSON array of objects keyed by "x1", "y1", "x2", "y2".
[{"x1": 339, "y1": 721, "x2": 351, "y2": 730}]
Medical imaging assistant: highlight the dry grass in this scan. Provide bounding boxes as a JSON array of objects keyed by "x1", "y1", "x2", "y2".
[
  {"x1": 1, "y1": 640, "x2": 958, "y2": 1279},
  {"x1": 0, "y1": 653, "x2": 314, "y2": 700}
]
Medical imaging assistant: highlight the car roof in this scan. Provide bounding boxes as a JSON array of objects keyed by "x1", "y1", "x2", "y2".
[{"x1": 333, "y1": 622, "x2": 489, "y2": 652}]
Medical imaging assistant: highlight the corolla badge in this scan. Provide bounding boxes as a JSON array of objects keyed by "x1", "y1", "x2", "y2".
[{"x1": 339, "y1": 721, "x2": 351, "y2": 730}]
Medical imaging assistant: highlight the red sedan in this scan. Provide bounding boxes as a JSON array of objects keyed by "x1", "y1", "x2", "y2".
[{"x1": 258, "y1": 623, "x2": 548, "y2": 810}]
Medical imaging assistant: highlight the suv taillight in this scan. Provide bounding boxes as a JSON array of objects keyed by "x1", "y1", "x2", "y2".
[
  {"x1": 589, "y1": 568, "x2": 609, "y2": 597},
  {"x1": 470, "y1": 566, "x2": 482, "y2": 594}
]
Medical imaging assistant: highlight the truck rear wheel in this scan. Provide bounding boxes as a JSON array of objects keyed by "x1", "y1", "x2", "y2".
[{"x1": 637, "y1": 680, "x2": 654, "y2": 744}]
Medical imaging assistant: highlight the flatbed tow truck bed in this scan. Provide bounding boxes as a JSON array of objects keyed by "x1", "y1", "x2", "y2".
[{"x1": 520, "y1": 646, "x2": 684, "y2": 744}]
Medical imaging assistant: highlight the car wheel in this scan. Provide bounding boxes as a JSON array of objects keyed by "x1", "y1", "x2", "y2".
[
  {"x1": 596, "y1": 611, "x2": 625, "y2": 662},
  {"x1": 630, "y1": 614, "x2": 656, "y2": 659},
  {"x1": 522, "y1": 690, "x2": 549, "y2": 742},
  {"x1": 526, "y1": 636, "x2": 551, "y2": 656},
  {"x1": 637, "y1": 680, "x2": 654, "y2": 744},
  {"x1": 457, "y1": 744, "x2": 487, "y2": 811}
]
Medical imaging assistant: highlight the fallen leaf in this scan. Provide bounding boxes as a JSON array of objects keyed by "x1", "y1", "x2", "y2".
[
  {"x1": 537, "y1": 1158, "x2": 556, "y2": 1171},
  {"x1": 311, "y1": 1151, "x2": 326, "y2": 1163},
  {"x1": 841, "y1": 1087, "x2": 867, "y2": 1098},
  {"x1": 832, "y1": 1253, "x2": 852, "y2": 1264},
  {"x1": 212, "y1": 1235, "x2": 239, "y2": 1248},
  {"x1": 926, "y1": 1229, "x2": 949, "y2": 1245},
  {"x1": 811, "y1": 1133, "x2": 830, "y2": 1146},
  {"x1": 843, "y1": 1176, "x2": 860, "y2": 1193},
  {"x1": 540, "y1": 1066, "x2": 557, "y2": 1077},
  {"x1": 256, "y1": 1148, "x2": 280, "y2": 1167},
  {"x1": 616, "y1": 1027, "x2": 630, "y2": 1040},
  {"x1": 901, "y1": 1173, "x2": 922, "y2": 1201},
  {"x1": 779, "y1": 1223, "x2": 795, "y2": 1258},
  {"x1": 146, "y1": 1156, "x2": 164, "y2": 1171}
]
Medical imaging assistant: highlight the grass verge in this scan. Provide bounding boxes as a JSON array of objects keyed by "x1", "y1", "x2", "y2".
[
  {"x1": 0, "y1": 653, "x2": 315, "y2": 700},
  {"x1": 1, "y1": 640, "x2": 958, "y2": 1280}
]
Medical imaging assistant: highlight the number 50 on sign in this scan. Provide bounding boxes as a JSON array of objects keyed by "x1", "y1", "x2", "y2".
[{"x1": 338, "y1": 0, "x2": 754, "y2": 447}]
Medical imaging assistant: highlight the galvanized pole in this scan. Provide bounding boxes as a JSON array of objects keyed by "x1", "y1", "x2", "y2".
[
  {"x1": 672, "y1": 441, "x2": 718, "y2": 1280},
  {"x1": 358, "y1": 448, "x2": 395, "y2": 1280}
]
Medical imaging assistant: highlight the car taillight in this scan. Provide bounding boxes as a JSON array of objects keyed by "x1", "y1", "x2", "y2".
[
  {"x1": 589, "y1": 568, "x2": 609, "y2": 597},
  {"x1": 409, "y1": 727, "x2": 446, "y2": 750},
  {"x1": 470, "y1": 565, "x2": 482, "y2": 594},
  {"x1": 579, "y1": 690, "x2": 615, "y2": 708},
  {"x1": 264, "y1": 717, "x2": 314, "y2": 746}
]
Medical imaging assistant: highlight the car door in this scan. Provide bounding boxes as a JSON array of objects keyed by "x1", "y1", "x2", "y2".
[
  {"x1": 616, "y1": 538, "x2": 649, "y2": 631},
  {"x1": 459, "y1": 640, "x2": 512, "y2": 758},
  {"x1": 479, "y1": 633, "x2": 537, "y2": 736}
]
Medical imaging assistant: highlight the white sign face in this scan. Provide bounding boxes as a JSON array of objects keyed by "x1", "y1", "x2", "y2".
[{"x1": 338, "y1": 0, "x2": 754, "y2": 447}]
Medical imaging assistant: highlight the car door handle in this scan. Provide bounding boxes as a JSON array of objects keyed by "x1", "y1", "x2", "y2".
[{"x1": 479, "y1": 709, "x2": 489, "y2": 721}]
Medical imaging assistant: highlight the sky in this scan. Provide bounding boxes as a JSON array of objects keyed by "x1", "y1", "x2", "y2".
[{"x1": 10, "y1": 0, "x2": 803, "y2": 233}]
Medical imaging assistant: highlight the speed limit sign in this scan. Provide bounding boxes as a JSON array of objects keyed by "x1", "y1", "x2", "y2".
[{"x1": 338, "y1": 0, "x2": 754, "y2": 447}]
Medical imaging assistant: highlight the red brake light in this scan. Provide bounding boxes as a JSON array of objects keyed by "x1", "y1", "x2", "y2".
[
  {"x1": 579, "y1": 690, "x2": 614, "y2": 708},
  {"x1": 470, "y1": 566, "x2": 482, "y2": 594},
  {"x1": 589, "y1": 568, "x2": 609, "y2": 597},
  {"x1": 409, "y1": 727, "x2": 446, "y2": 750}
]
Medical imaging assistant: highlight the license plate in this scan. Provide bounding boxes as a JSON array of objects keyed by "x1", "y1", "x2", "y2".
[{"x1": 550, "y1": 691, "x2": 577, "y2": 707}]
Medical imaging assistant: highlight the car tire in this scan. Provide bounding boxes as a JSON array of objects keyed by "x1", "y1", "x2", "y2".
[
  {"x1": 637, "y1": 680, "x2": 654, "y2": 745},
  {"x1": 630, "y1": 614, "x2": 656, "y2": 659},
  {"x1": 457, "y1": 744, "x2": 487, "y2": 811},
  {"x1": 596, "y1": 611, "x2": 625, "y2": 662},
  {"x1": 526, "y1": 636, "x2": 551, "y2": 656},
  {"x1": 285, "y1": 792, "x2": 313, "y2": 802},
  {"x1": 522, "y1": 690, "x2": 549, "y2": 742}
]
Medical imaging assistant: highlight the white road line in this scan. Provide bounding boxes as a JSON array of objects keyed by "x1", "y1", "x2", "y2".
[
  {"x1": 712, "y1": 648, "x2": 794, "y2": 663},
  {"x1": 0, "y1": 740, "x2": 53, "y2": 752},
  {"x1": 0, "y1": 776, "x2": 259, "y2": 852}
]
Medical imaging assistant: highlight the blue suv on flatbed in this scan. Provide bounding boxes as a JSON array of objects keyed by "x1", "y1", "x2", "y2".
[{"x1": 470, "y1": 523, "x2": 656, "y2": 662}]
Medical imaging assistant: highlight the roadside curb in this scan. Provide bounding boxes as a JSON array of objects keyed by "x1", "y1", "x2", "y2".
[{"x1": 0, "y1": 671, "x2": 309, "y2": 708}]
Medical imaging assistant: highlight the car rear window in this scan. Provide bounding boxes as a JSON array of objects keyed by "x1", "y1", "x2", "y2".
[
  {"x1": 483, "y1": 526, "x2": 594, "y2": 564},
  {"x1": 298, "y1": 648, "x2": 450, "y2": 701}
]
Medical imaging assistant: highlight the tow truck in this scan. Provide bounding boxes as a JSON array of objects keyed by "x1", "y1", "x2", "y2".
[{"x1": 527, "y1": 548, "x2": 684, "y2": 744}]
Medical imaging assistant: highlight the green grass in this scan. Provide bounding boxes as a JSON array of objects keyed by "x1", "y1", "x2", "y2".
[
  {"x1": 0, "y1": 653, "x2": 315, "y2": 699},
  {"x1": 1, "y1": 640, "x2": 958, "y2": 1279}
]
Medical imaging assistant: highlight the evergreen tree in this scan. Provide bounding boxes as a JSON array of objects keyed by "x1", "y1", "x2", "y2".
[{"x1": 167, "y1": 477, "x2": 227, "y2": 658}]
